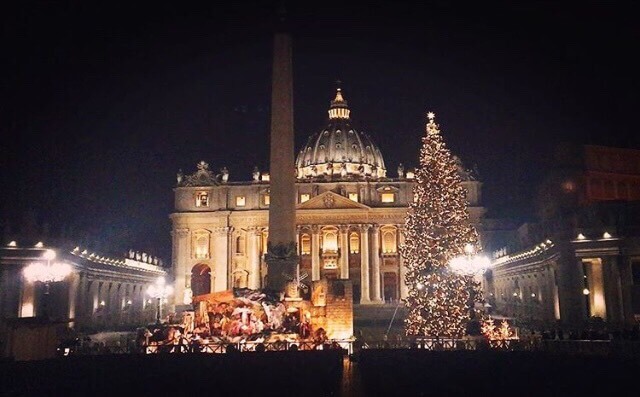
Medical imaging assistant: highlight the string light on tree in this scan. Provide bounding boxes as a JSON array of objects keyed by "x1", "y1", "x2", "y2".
[{"x1": 400, "y1": 111, "x2": 480, "y2": 338}]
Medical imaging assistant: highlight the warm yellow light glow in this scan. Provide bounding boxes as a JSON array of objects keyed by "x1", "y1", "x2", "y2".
[
  {"x1": 322, "y1": 231, "x2": 338, "y2": 253},
  {"x1": 23, "y1": 261, "x2": 71, "y2": 283},
  {"x1": 236, "y1": 196, "x2": 246, "y2": 207},
  {"x1": 263, "y1": 195, "x2": 270, "y2": 205},
  {"x1": 8, "y1": 241, "x2": 17, "y2": 247},
  {"x1": 183, "y1": 288, "x2": 193, "y2": 305},
  {"x1": 577, "y1": 233, "x2": 586, "y2": 240},
  {"x1": 381, "y1": 193, "x2": 395, "y2": 203},
  {"x1": 194, "y1": 234, "x2": 209, "y2": 259},
  {"x1": 464, "y1": 243, "x2": 475, "y2": 255},
  {"x1": 35, "y1": 242, "x2": 44, "y2": 248},
  {"x1": 148, "y1": 277, "x2": 173, "y2": 299},
  {"x1": 583, "y1": 288, "x2": 590, "y2": 295},
  {"x1": 43, "y1": 249, "x2": 56, "y2": 261},
  {"x1": 406, "y1": 171, "x2": 415, "y2": 179},
  {"x1": 450, "y1": 254, "x2": 491, "y2": 276},
  {"x1": 300, "y1": 194, "x2": 310, "y2": 203},
  {"x1": 348, "y1": 193, "x2": 359, "y2": 202},
  {"x1": 21, "y1": 303, "x2": 34, "y2": 317},
  {"x1": 100, "y1": 300, "x2": 106, "y2": 306},
  {"x1": 261, "y1": 173, "x2": 270, "y2": 182},
  {"x1": 603, "y1": 232, "x2": 612, "y2": 239},
  {"x1": 382, "y1": 230, "x2": 396, "y2": 253},
  {"x1": 301, "y1": 234, "x2": 311, "y2": 255},
  {"x1": 349, "y1": 232, "x2": 360, "y2": 254}
]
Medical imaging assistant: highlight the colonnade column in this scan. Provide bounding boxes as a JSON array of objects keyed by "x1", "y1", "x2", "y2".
[
  {"x1": 359, "y1": 224, "x2": 371, "y2": 304},
  {"x1": 618, "y1": 257, "x2": 635, "y2": 324},
  {"x1": 398, "y1": 225, "x2": 408, "y2": 299},
  {"x1": 67, "y1": 271, "x2": 80, "y2": 328},
  {"x1": 248, "y1": 227, "x2": 262, "y2": 289},
  {"x1": 371, "y1": 224, "x2": 383, "y2": 303},
  {"x1": 602, "y1": 256, "x2": 624, "y2": 323},
  {"x1": 339, "y1": 225, "x2": 349, "y2": 279},
  {"x1": 311, "y1": 225, "x2": 321, "y2": 281}
]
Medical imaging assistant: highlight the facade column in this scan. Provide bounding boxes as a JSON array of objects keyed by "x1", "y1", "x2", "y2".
[
  {"x1": 618, "y1": 257, "x2": 635, "y2": 324},
  {"x1": 602, "y1": 256, "x2": 624, "y2": 323},
  {"x1": 227, "y1": 226, "x2": 234, "y2": 289},
  {"x1": 213, "y1": 227, "x2": 231, "y2": 292},
  {"x1": 311, "y1": 225, "x2": 321, "y2": 281},
  {"x1": 398, "y1": 225, "x2": 408, "y2": 299},
  {"x1": 339, "y1": 225, "x2": 349, "y2": 279},
  {"x1": 67, "y1": 271, "x2": 81, "y2": 328},
  {"x1": 173, "y1": 228, "x2": 189, "y2": 307},
  {"x1": 247, "y1": 227, "x2": 262, "y2": 289},
  {"x1": 359, "y1": 224, "x2": 371, "y2": 304},
  {"x1": 371, "y1": 224, "x2": 383, "y2": 303}
]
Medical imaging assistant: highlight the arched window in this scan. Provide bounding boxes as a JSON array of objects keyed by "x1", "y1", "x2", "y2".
[
  {"x1": 193, "y1": 231, "x2": 210, "y2": 259},
  {"x1": 382, "y1": 229, "x2": 397, "y2": 253},
  {"x1": 191, "y1": 264, "x2": 212, "y2": 296},
  {"x1": 236, "y1": 235, "x2": 245, "y2": 255},
  {"x1": 301, "y1": 234, "x2": 311, "y2": 255},
  {"x1": 349, "y1": 232, "x2": 360, "y2": 254},
  {"x1": 322, "y1": 229, "x2": 338, "y2": 253}
]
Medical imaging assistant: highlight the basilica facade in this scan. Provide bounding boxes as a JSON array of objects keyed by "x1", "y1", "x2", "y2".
[{"x1": 170, "y1": 89, "x2": 485, "y2": 308}]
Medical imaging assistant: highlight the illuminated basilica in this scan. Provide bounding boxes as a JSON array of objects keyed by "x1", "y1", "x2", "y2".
[{"x1": 170, "y1": 88, "x2": 486, "y2": 308}]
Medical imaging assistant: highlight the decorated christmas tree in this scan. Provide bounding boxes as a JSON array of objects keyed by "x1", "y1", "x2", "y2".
[{"x1": 401, "y1": 112, "x2": 481, "y2": 338}]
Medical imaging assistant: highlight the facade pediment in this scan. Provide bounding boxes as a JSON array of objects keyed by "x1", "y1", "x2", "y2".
[{"x1": 297, "y1": 191, "x2": 370, "y2": 210}]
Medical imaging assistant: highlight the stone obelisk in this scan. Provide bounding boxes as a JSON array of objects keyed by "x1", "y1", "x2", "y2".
[{"x1": 265, "y1": 17, "x2": 298, "y2": 294}]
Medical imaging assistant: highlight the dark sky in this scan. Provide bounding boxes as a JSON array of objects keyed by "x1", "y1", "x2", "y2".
[{"x1": 2, "y1": 1, "x2": 638, "y2": 262}]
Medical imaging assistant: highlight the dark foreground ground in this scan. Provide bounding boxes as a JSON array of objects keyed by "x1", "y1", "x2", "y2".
[
  {"x1": 0, "y1": 350, "x2": 344, "y2": 397},
  {"x1": 2, "y1": 349, "x2": 639, "y2": 396},
  {"x1": 357, "y1": 349, "x2": 640, "y2": 396}
]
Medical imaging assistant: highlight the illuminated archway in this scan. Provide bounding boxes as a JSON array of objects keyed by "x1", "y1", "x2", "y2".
[{"x1": 191, "y1": 264, "x2": 212, "y2": 297}]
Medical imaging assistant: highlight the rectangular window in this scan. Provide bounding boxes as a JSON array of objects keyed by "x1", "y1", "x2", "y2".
[
  {"x1": 236, "y1": 196, "x2": 246, "y2": 207},
  {"x1": 300, "y1": 194, "x2": 310, "y2": 203},
  {"x1": 196, "y1": 192, "x2": 209, "y2": 207},
  {"x1": 381, "y1": 193, "x2": 395, "y2": 203},
  {"x1": 348, "y1": 193, "x2": 359, "y2": 202},
  {"x1": 263, "y1": 195, "x2": 270, "y2": 205}
]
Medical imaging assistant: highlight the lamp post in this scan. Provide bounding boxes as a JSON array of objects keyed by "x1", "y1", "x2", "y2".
[
  {"x1": 449, "y1": 243, "x2": 492, "y2": 331},
  {"x1": 23, "y1": 249, "x2": 73, "y2": 320},
  {"x1": 147, "y1": 277, "x2": 173, "y2": 324}
]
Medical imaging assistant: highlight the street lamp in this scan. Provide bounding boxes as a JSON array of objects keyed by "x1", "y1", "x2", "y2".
[
  {"x1": 449, "y1": 243, "x2": 492, "y2": 333},
  {"x1": 23, "y1": 249, "x2": 73, "y2": 319},
  {"x1": 147, "y1": 277, "x2": 173, "y2": 324},
  {"x1": 449, "y1": 244, "x2": 491, "y2": 277}
]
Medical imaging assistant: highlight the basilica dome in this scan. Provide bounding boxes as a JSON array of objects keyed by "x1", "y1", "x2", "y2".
[{"x1": 295, "y1": 88, "x2": 386, "y2": 180}]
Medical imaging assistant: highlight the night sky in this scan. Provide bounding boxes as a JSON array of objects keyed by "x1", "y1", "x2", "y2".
[{"x1": 2, "y1": 1, "x2": 638, "y2": 263}]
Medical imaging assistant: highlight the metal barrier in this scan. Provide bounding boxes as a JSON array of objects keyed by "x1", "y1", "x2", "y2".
[
  {"x1": 68, "y1": 339, "x2": 354, "y2": 356},
  {"x1": 65, "y1": 338, "x2": 640, "y2": 357}
]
